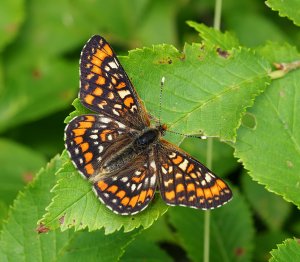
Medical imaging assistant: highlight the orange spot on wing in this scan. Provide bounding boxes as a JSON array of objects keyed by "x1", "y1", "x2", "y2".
[
  {"x1": 97, "y1": 181, "x2": 108, "y2": 191},
  {"x1": 187, "y1": 164, "x2": 194, "y2": 173},
  {"x1": 74, "y1": 136, "x2": 83, "y2": 144},
  {"x1": 85, "y1": 163, "x2": 94, "y2": 175},
  {"x1": 78, "y1": 121, "x2": 92, "y2": 128},
  {"x1": 96, "y1": 76, "x2": 106, "y2": 85},
  {"x1": 85, "y1": 115, "x2": 95, "y2": 122},
  {"x1": 84, "y1": 152, "x2": 93, "y2": 163},
  {"x1": 80, "y1": 142, "x2": 89, "y2": 152},
  {"x1": 124, "y1": 96, "x2": 134, "y2": 108},
  {"x1": 196, "y1": 188, "x2": 204, "y2": 197},
  {"x1": 147, "y1": 189, "x2": 154, "y2": 197},
  {"x1": 121, "y1": 197, "x2": 130, "y2": 206},
  {"x1": 165, "y1": 190, "x2": 175, "y2": 201},
  {"x1": 103, "y1": 44, "x2": 113, "y2": 56},
  {"x1": 116, "y1": 82, "x2": 126, "y2": 89},
  {"x1": 187, "y1": 183, "x2": 195, "y2": 193},
  {"x1": 210, "y1": 184, "x2": 220, "y2": 196},
  {"x1": 129, "y1": 195, "x2": 139, "y2": 208},
  {"x1": 100, "y1": 129, "x2": 112, "y2": 141},
  {"x1": 176, "y1": 184, "x2": 185, "y2": 193},
  {"x1": 91, "y1": 65, "x2": 101, "y2": 74},
  {"x1": 107, "y1": 185, "x2": 118, "y2": 194},
  {"x1": 92, "y1": 87, "x2": 103, "y2": 96},
  {"x1": 95, "y1": 49, "x2": 107, "y2": 61},
  {"x1": 216, "y1": 179, "x2": 227, "y2": 190},
  {"x1": 204, "y1": 188, "x2": 213, "y2": 199},
  {"x1": 172, "y1": 155, "x2": 183, "y2": 165},
  {"x1": 84, "y1": 94, "x2": 95, "y2": 105},
  {"x1": 116, "y1": 190, "x2": 126, "y2": 199},
  {"x1": 73, "y1": 129, "x2": 86, "y2": 136},
  {"x1": 131, "y1": 172, "x2": 146, "y2": 183},
  {"x1": 138, "y1": 190, "x2": 147, "y2": 203},
  {"x1": 91, "y1": 56, "x2": 102, "y2": 67}
]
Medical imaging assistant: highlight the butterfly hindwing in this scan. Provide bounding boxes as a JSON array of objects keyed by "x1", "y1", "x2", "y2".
[
  {"x1": 79, "y1": 35, "x2": 149, "y2": 130},
  {"x1": 65, "y1": 114, "x2": 133, "y2": 178},
  {"x1": 93, "y1": 153, "x2": 158, "y2": 215},
  {"x1": 157, "y1": 140, "x2": 232, "y2": 210}
]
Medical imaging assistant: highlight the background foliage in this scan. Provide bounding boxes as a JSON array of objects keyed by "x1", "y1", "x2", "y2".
[{"x1": 0, "y1": 0, "x2": 300, "y2": 261}]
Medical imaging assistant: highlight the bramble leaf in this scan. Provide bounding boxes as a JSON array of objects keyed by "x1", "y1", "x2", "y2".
[
  {"x1": 270, "y1": 238, "x2": 300, "y2": 262},
  {"x1": 234, "y1": 42, "x2": 300, "y2": 208},
  {"x1": 0, "y1": 155, "x2": 136, "y2": 261},
  {"x1": 266, "y1": 0, "x2": 300, "y2": 27}
]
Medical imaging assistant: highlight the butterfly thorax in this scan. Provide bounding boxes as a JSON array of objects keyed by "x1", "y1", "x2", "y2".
[{"x1": 94, "y1": 127, "x2": 161, "y2": 180}]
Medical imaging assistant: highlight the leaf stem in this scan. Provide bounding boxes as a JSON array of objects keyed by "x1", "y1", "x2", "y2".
[{"x1": 269, "y1": 60, "x2": 300, "y2": 79}]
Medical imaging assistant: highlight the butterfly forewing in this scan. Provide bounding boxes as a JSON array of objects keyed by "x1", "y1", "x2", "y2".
[
  {"x1": 79, "y1": 35, "x2": 149, "y2": 130},
  {"x1": 157, "y1": 140, "x2": 232, "y2": 209},
  {"x1": 93, "y1": 153, "x2": 157, "y2": 215}
]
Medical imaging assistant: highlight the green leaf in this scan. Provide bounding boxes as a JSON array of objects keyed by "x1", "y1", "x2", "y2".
[
  {"x1": 254, "y1": 231, "x2": 289, "y2": 262},
  {"x1": 0, "y1": 155, "x2": 136, "y2": 261},
  {"x1": 121, "y1": 238, "x2": 173, "y2": 262},
  {"x1": 0, "y1": 156, "x2": 70, "y2": 261},
  {"x1": 270, "y1": 238, "x2": 300, "y2": 262},
  {"x1": 234, "y1": 42, "x2": 300, "y2": 208},
  {"x1": 187, "y1": 21, "x2": 240, "y2": 49},
  {"x1": 41, "y1": 151, "x2": 168, "y2": 234},
  {"x1": 0, "y1": 0, "x2": 25, "y2": 52},
  {"x1": 121, "y1": 42, "x2": 270, "y2": 143},
  {"x1": 168, "y1": 187, "x2": 254, "y2": 262},
  {"x1": 241, "y1": 173, "x2": 291, "y2": 231},
  {"x1": 266, "y1": 0, "x2": 300, "y2": 27},
  {"x1": 58, "y1": 230, "x2": 137, "y2": 262},
  {"x1": 0, "y1": 57, "x2": 77, "y2": 132},
  {"x1": 0, "y1": 201, "x2": 8, "y2": 230},
  {"x1": 0, "y1": 138, "x2": 46, "y2": 205}
]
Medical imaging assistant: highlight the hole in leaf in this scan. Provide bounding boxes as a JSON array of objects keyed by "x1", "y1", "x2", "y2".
[{"x1": 241, "y1": 113, "x2": 256, "y2": 129}]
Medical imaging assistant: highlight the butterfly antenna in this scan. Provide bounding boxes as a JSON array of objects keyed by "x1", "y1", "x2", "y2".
[
  {"x1": 158, "y1": 76, "x2": 165, "y2": 126},
  {"x1": 166, "y1": 129, "x2": 207, "y2": 139}
]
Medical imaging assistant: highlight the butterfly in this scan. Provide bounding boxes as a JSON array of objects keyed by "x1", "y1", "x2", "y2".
[{"x1": 65, "y1": 35, "x2": 232, "y2": 215}]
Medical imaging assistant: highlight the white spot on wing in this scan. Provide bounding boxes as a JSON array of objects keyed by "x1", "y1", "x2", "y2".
[
  {"x1": 121, "y1": 177, "x2": 128, "y2": 183},
  {"x1": 179, "y1": 159, "x2": 189, "y2": 171},
  {"x1": 131, "y1": 184, "x2": 136, "y2": 191},
  {"x1": 108, "y1": 61, "x2": 118, "y2": 69},
  {"x1": 90, "y1": 135, "x2": 98, "y2": 139},
  {"x1": 118, "y1": 90, "x2": 131, "y2": 99}
]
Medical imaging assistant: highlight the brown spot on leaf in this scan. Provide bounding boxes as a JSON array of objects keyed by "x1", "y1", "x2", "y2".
[
  {"x1": 59, "y1": 215, "x2": 65, "y2": 225},
  {"x1": 217, "y1": 48, "x2": 230, "y2": 58},
  {"x1": 36, "y1": 223, "x2": 50, "y2": 234},
  {"x1": 22, "y1": 172, "x2": 34, "y2": 183},
  {"x1": 32, "y1": 69, "x2": 42, "y2": 79},
  {"x1": 235, "y1": 247, "x2": 245, "y2": 256}
]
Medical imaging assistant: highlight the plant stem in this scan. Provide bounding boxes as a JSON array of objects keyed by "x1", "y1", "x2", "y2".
[
  {"x1": 204, "y1": 138, "x2": 213, "y2": 262},
  {"x1": 204, "y1": 2, "x2": 222, "y2": 262},
  {"x1": 214, "y1": 0, "x2": 222, "y2": 30}
]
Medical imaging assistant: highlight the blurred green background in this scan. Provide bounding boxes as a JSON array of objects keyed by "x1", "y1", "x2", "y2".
[{"x1": 0, "y1": 0, "x2": 299, "y2": 261}]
